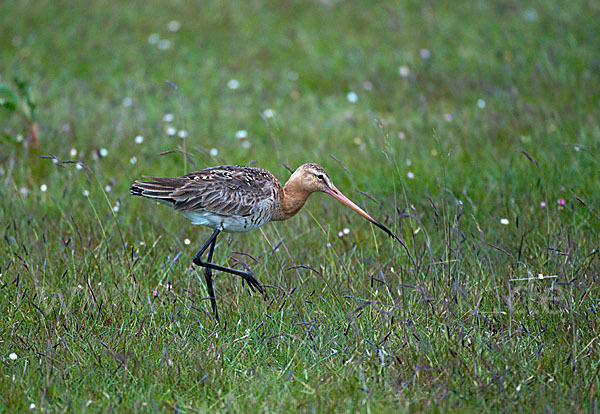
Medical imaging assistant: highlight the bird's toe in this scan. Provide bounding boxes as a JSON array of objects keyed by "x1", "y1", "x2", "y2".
[{"x1": 242, "y1": 272, "x2": 264, "y2": 294}]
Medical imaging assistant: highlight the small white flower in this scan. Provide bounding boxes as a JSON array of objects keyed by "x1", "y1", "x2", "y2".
[
  {"x1": 129, "y1": 156, "x2": 137, "y2": 164},
  {"x1": 157, "y1": 39, "x2": 171, "y2": 50},
  {"x1": 184, "y1": 238, "x2": 191, "y2": 245},
  {"x1": 477, "y1": 99, "x2": 486, "y2": 109},
  {"x1": 166, "y1": 126, "x2": 176, "y2": 136},
  {"x1": 163, "y1": 113, "x2": 174, "y2": 123},
  {"x1": 19, "y1": 187, "x2": 28, "y2": 196},
  {"x1": 398, "y1": 66, "x2": 410, "y2": 77},
  {"x1": 241, "y1": 140, "x2": 251, "y2": 149},
  {"x1": 227, "y1": 79, "x2": 240, "y2": 90},
  {"x1": 397, "y1": 131, "x2": 406, "y2": 140},
  {"x1": 40, "y1": 184, "x2": 47, "y2": 192},
  {"x1": 346, "y1": 91, "x2": 358, "y2": 103},
  {"x1": 148, "y1": 33, "x2": 160, "y2": 44},
  {"x1": 235, "y1": 130, "x2": 248, "y2": 139},
  {"x1": 16, "y1": 134, "x2": 23, "y2": 142},
  {"x1": 288, "y1": 71, "x2": 299, "y2": 81},
  {"x1": 105, "y1": 185, "x2": 112, "y2": 193},
  {"x1": 70, "y1": 148, "x2": 77, "y2": 157},
  {"x1": 406, "y1": 159, "x2": 412, "y2": 166},
  {"x1": 178, "y1": 129, "x2": 188, "y2": 139},
  {"x1": 9, "y1": 353, "x2": 18, "y2": 361},
  {"x1": 419, "y1": 49, "x2": 431, "y2": 59},
  {"x1": 76, "y1": 163, "x2": 83, "y2": 170},
  {"x1": 29, "y1": 403, "x2": 36, "y2": 410},
  {"x1": 112, "y1": 205, "x2": 119, "y2": 213},
  {"x1": 407, "y1": 171, "x2": 415, "y2": 179},
  {"x1": 122, "y1": 97, "x2": 133, "y2": 107},
  {"x1": 209, "y1": 148, "x2": 218, "y2": 156},
  {"x1": 338, "y1": 231, "x2": 343, "y2": 237},
  {"x1": 523, "y1": 8, "x2": 538, "y2": 22},
  {"x1": 573, "y1": 145, "x2": 580, "y2": 151},
  {"x1": 135, "y1": 135, "x2": 144, "y2": 144},
  {"x1": 263, "y1": 108, "x2": 275, "y2": 118},
  {"x1": 343, "y1": 228, "x2": 350, "y2": 235},
  {"x1": 99, "y1": 148, "x2": 108, "y2": 157},
  {"x1": 167, "y1": 20, "x2": 181, "y2": 32},
  {"x1": 444, "y1": 113, "x2": 453, "y2": 122},
  {"x1": 500, "y1": 218, "x2": 509, "y2": 225},
  {"x1": 83, "y1": 190, "x2": 90, "y2": 197}
]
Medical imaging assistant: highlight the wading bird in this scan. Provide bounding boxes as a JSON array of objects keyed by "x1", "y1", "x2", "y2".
[{"x1": 130, "y1": 163, "x2": 396, "y2": 321}]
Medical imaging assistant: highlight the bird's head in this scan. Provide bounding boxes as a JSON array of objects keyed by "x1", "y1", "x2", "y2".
[
  {"x1": 291, "y1": 163, "x2": 397, "y2": 239},
  {"x1": 292, "y1": 163, "x2": 335, "y2": 194}
]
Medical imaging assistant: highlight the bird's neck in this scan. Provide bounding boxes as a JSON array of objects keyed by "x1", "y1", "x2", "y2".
[{"x1": 273, "y1": 175, "x2": 312, "y2": 221}]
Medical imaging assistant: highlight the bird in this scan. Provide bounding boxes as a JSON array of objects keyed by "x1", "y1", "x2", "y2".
[{"x1": 130, "y1": 163, "x2": 397, "y2": 321}]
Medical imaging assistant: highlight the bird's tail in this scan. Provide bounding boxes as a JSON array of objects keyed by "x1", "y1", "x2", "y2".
[{"x1": 130, "y1": 177, "x2": 180, "y2": 204}]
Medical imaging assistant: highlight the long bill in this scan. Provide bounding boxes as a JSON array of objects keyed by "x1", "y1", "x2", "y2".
[{"x1": 326, "y1": 186, "x2": 397, "y2": 240}]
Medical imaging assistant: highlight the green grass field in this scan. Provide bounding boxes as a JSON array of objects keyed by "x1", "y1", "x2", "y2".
[{"x1": 1, "y1": 0, "x2": 599, "y2": 411}]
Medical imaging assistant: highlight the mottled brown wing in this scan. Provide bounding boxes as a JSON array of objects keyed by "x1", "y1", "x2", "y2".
[{"x1": 131, "y1": 166, "x2": 281, "y2": 217}]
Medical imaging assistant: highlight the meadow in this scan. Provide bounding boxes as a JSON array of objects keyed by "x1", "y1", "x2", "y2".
[{"x1": 1, "y1": 0, "x2": 599, "y2": 411}]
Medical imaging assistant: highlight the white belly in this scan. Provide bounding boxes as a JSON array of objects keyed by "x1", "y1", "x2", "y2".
[{"x1": 182, "y1": 211, "x2": 269, "y2": 233}]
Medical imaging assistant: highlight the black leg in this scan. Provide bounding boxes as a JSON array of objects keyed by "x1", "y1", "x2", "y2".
[
  {"x1": 204, "y1": 233, "x2": 219, "y2": 321},
  {"x1": 193, "y1": 229, "x2": 265, "y2": 320},
  {"x1": 193, "y1": 228, "x2": 221, "y2": 261}
]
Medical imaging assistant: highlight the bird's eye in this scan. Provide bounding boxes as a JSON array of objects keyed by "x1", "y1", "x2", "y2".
[{"x1": 317, "y1": 174, "x2": 324, "y2": 180}]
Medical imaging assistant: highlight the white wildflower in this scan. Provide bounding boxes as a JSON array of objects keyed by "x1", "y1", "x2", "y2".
[
  {"x1": 157, "y1": 39, "x2": 171, "y2": 50},
  {"x1": 167, "y1": 20, "x2": 181, "y2": 32},
  {"x1": 148, "y1": 33, "x2": 160, "y2": 44},
  {"x1": 227, "y1": 79, "x2": 240, "y2": 90}
]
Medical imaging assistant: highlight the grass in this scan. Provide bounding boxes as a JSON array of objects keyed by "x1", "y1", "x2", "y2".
[{"x1": 1, "y1": 0, "x2": 599, "y2": 411}]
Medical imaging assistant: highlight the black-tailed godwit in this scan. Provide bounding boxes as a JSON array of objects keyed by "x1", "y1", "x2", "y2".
[{"x1": 131, "y1": 163, "x2": 396, "y2": 320}]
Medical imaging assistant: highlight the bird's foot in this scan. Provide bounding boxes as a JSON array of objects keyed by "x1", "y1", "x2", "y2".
[{"x1": 241, "y1": 271, "x2": 265, "y2": 296}]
